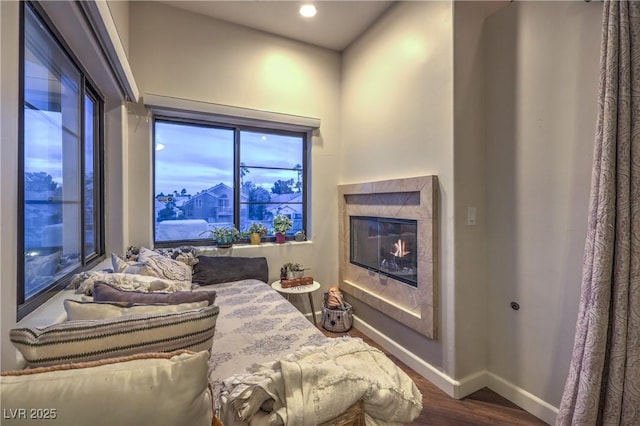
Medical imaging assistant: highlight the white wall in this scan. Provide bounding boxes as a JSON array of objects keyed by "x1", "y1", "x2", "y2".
[
  {"x1": 485, "y1": 0, "x2": 601, "y2": 417},
  {"x1": 341, "y1": 1, "x2": 454, "y2": 372},
  {"x1": 127, "y1": 2, "x2": 342, "y2": 305}
]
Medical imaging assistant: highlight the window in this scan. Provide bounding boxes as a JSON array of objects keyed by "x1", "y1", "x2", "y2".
[
  {"x1": 19, "y1": 3, "x2": 104, "y2": 318},
  {"x1": 153, "y1": 118, "x2": 307, "y2": 244}
]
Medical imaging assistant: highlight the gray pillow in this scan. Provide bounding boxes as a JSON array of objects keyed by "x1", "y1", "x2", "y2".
[
  {"x1": 93, "y1": 282, "x2": 216, "y2": 305},
  {"x1": 191, "y1": 256, "x2": 269, "y2": 285}
]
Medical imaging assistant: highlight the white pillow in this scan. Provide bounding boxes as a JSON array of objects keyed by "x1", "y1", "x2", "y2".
[
  {"x1": 63, "y1": 299, "x2": 209, "y2": 321},
  {"x1": 68, "y1": 271, "x2": 192, "y2": 295},
  {"x1": 0, "y1": 351, "x2": 213, "y2": 426},
  {"x1": 111, "y1": 253, "x2": 150, "y2": 275},
  {"x1": 136, "y1": 247, "x2": 193, "y2": 282}
]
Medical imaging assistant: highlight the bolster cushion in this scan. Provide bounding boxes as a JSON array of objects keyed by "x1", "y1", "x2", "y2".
[
  {"x1": 192, "y1": 256, "x2": 269, "y2": 285},
  {"x1": 10, "y1": 304, "x2": 219, "y2": 368},
  {"x1": 92, "y1": 282, "x2": 216, "y2": 305}
]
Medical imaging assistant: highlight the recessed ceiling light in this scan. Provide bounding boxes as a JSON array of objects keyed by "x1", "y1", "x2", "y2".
[{"x1": 299, "y1": 4, "x2": 317, "y2": 18}]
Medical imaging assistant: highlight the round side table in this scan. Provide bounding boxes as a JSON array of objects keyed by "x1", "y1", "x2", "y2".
[{"x1": 271, "y1": 280, "x2": 321, "y2": 325}]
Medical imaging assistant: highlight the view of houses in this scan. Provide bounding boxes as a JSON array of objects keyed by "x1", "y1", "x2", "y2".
[{"x1": 154, "y1": 182, "x2": 303, "y2": 242}]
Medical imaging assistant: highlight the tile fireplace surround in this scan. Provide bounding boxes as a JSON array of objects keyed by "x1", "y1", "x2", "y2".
[{"x1": 338, "y1": 176, "x2": 438, "y2": 339}]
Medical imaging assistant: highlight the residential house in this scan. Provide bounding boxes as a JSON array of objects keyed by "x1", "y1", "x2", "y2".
[
  {"x1": 266, "y1": 192, "x2": 304, "y2": 229},
  {"x1": 181, "y1": 183, "x2": 247, "y2": 224}
]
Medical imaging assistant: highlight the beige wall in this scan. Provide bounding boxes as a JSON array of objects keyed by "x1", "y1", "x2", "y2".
[
  {"x1": 107, "y1": 0, "x2": 129, "y2": 57},
  {"x1": 341, "y1": 1, "x2": 454, "y2": 371},
  {"x1": 485, "y1": 0, "x2": 601, "y2": 414},
  {"x1": 0, "y1": 0, "x2": 20, "y2": 372},
  {"x1": 127, "y1": 2, "x2": 342, "y2": 304},
  {"x1": 342, "y1": 1, "x2": 602, "y2": 422},
  {"x1": 452, "y1": 0, "x2": 507, "y2": 381}
]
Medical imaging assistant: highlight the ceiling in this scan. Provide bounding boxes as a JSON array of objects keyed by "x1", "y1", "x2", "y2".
[{"x1": 158, "y1": 1, "x2": 396, "y2": 52}]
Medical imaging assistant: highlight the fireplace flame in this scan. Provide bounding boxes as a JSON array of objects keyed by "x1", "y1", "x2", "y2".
[{"x1": 391, "y1": 239, "x2": 410, "y2": 257}]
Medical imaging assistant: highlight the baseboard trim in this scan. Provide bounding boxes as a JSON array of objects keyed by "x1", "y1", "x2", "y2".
[
  {"x1": 487, "y1": 372, "x2": 558, "y2": 425},
  {"x1": 352, "y1": 315, "x2": 558, "y2": 425},
  {"x1": 352, "y1": 315, "x2": 459, "y2": 397}
]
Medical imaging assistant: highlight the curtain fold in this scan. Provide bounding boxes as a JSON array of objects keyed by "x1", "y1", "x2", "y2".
[{"x1": 556, "y1": 1, "x2": 640, "y2": 425}]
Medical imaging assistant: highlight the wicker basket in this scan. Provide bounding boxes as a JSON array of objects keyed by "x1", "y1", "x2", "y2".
[{"x1": 321, "y1": 301, "x2": 353, "y2": 332}]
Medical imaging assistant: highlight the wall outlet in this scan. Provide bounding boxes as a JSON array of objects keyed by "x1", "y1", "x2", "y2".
[{"x1": 467, "y1": 207, "x2": 477, "y2": 226}]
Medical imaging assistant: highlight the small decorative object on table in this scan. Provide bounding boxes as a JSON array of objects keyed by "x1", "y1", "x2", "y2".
[
  {"x1": 294, "y1": 230, "x2": 306, "y2": 242},
  {"x1": 280, "y1": 276, "x2": 314, "y2": 288},
  {"x1": 281, "y1": 262, "x2": 308, "y2": 280},
  {"x1": 280, "y1": 262, "x2": 312, "y2": 288},
  {"x1": 322, "y1": 287, "x2": 353, "y2": 332}
]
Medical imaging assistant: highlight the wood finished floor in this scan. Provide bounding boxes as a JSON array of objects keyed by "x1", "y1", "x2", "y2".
[{"x1": 319, "y1": 325, "x2": 549, "y2": 426}]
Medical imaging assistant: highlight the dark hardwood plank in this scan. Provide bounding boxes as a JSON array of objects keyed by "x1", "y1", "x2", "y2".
[{"x1": 319, "y1": 325, "x2": 549, "y2": 426}]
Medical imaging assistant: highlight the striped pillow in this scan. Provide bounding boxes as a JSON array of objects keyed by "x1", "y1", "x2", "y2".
[{"x1": 10, "y1": 304, "x2": 219, "y2": 368}]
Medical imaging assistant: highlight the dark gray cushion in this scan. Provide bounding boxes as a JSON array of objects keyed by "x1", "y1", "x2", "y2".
[
  {"x1": 92, "y1": 282, "x2": 216, "y2": 305},
  {"x1": 192, "y1": 256, "x2": 269, "y2": 285}
]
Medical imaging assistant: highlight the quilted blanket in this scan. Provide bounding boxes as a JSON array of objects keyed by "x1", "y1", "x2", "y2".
[{"x1": 219, "y1": 337, "x2": 423, "y2": 426}]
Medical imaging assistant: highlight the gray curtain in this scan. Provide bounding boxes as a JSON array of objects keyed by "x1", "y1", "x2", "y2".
[{"x1": 556, "y1": 1, "x2": 640, "y2": 425}]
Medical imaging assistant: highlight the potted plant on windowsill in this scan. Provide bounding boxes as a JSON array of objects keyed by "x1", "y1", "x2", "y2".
[
  {"x1": 248, "y1": 222, "x2": 268, "y2": 245},
  {"x1": 273, "y1": 214, "x2": 293, "y2": 244},
  {"x1": 200, "y1": 226, "x2": 240, "y2": 248}
]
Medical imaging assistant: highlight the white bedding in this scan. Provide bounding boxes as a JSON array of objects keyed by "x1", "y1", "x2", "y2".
[
  {"x1": 219, "y1": 337, "x2": 423, "y2": 426},
  {"x1": 195, "y1": 280, "x2": 328, "y2": 414},
  {"x1": 196, "y1": 279, "x2": 422, "y2": 425}
]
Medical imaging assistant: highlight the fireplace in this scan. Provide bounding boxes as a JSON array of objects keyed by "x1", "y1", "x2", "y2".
[
  {"x1": 350, "y1": 216, "x2": 418, "y2": 287},
  {"x1": 338, "y1": 175, "x2": 438, "y2": 339}
]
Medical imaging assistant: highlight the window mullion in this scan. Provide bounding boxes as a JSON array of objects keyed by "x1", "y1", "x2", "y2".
[
  {"x1": 80, "y1": 78, "x2": 86, "y2": 265},
  {"x1": 234, "y1": 128, "x2": 241, "y2": 230}
]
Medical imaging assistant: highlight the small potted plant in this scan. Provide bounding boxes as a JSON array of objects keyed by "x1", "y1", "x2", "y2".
[
  {"x1": 248, "y1": 222, "x2": 268, "y2": 245},
  {"x1": 282, "y1": 262, "x2": 307, "y2": 279},
  {"x1": 200, "y1": 226, "x2": 240, "y2": 248},
  {"x1": 273, "y1": 214, "x2": 293, "y2": 243}
]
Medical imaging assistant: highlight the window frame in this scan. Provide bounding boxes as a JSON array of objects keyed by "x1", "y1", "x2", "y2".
[
  {"x1": 17, "y1": 1, "x2": 106, "y2": 320},
  {"x1": 152, "y1": 115, "x2": 309, "y2": 247}
]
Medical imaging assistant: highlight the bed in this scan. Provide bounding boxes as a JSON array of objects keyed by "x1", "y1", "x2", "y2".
[
  {"x1": 196, "y1": 278, "x2": 329, "y2": 423},
  {"x1": 4, "y1": 251, "x2": 422, "y2": 426},
  {"x1": 190, "y1": 257, "x2": 422, "y2": 425}
]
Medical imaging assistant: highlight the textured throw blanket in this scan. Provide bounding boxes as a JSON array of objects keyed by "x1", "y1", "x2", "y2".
[
  {"x1": 68, "y1": 271, "x2": 192, "y2": 295},
  {"x1": 219, "y1": 337, "x2": 423, "y2": 426}
]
